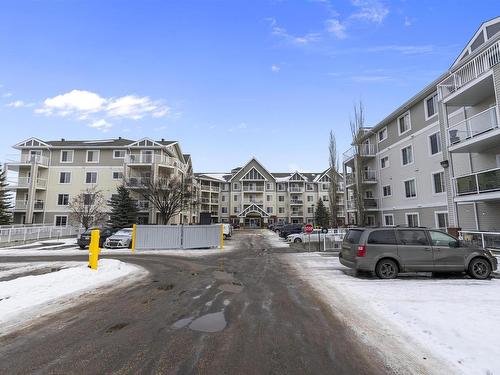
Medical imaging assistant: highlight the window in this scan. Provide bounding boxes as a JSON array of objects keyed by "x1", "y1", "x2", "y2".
[
  {"x1": 432, "y1": 172, "x2": 445, "y2": 194},
  {"x1": 113, "y1": 150, "x2": 126, "y2": 159},
  {"x1": 404, "y1": 179, "x2": 417, "y2": 198},
  {"x1": 278, "y1": 195, "x2": 285, "y2": 202},
  {"x1": 368, "y1": 230, "x2": 397, "y2": 245},
  {"x1": 378, "y1": 127, "x2": 387, "y2": 142},
  {"x1": 345, "y1": 229, "x2": 363, "y2": 244},
  {"x1": 221, "y1": 207, "x2": 228, "y2": 214},
  {"x1": 278, "y1": 207, "x2": 285, "y2": 214},
  {"x1": 322, "y1": 195, "x2": 328, "y2": 201},
  {"x1": 86, "y1": 150, "x2": 100, "y2": 163},
  {"x1": 307, "y1": 207, "x2": 313, "y2": 214},
  {"x1": 401, "y1": 145, "x2": 413, "y2": 165},
  {"x1": 398, "y1": 229, "x2": 428, "y2": 245},
  {"x1": 429, "y1": 132, "x2": 441, "y2": 155},
  {"x1": 234, "y1": 207, "x2": 239, "y2": 213},
  {"x1": 365, "y1": 190, "x2": 373, "y2": 199},
  {"x1": 57, "y1": 194, "x2": 69, "y2": 206},
  {"x1": 435, "y1": 212, "x2": 449, "y2": 230},
  {"x1": 405, "y1": 213, "x2": 420, "y2": 228},
  {"x1": 366, "y1": 215, "x2": 376, "y2": 226},
  {"x1": 266, "y1": 183, "x2": 273, "y2": 190},
  {"x1": 398, "y1": 112, "x2": 411, "y2": 135},
  {"x1": 54, "y1": 215, "x2": 68, "y2": 227},
  {"x1": 429, "y1": 230, "x2": 455, "y2": 247},
  {"x1": 85, "y1": 172, "x2": 97, "y2": 184},
  {"x1": 425, "y1": 93, "x2": 438, "y2": 119},
  {"x1": 307, "y1": 195, "x2": 313, "y2": 202},
  {"x1": 112, "y1": 171, "x2": 123, "y2": 180},
  {"x1": 83, "y1": 194, "x2": 94, "y2": 206},
  {"x1": 277, "y1": 184, "x2": 285, "y2": 191},
  {"x1": 233, "y1": 195, "x2": 238, "y2": 202},
  {"x1": 266, "y1": 195, "x2": 272, "y2": 202},
  {"x1": 59, "y1": 172, "x2": 71, "y2": 184},
  {"x1": 384, "y1": 214, "x2": 394, "y2": 226},
  {"x1": 267, "y1": 207, "x2": 273, "y2": 214},
  {"x1": 233, "y1": 183, "x2": 240, "y2": 190},
  {"x1": 60, "y1": 150, "x2": 73, "y2": 163},
  {"x1": 383, "y1": 185, "x2": 392, "y2": 197},
  {"x1": 221, "y1": 195, "x2": 226, "y2": 202},
  {"x1": 306, "y1": 184, "x2": 314, "y2": 191},
  {"x1": 380, "y1": 156, "x2": 389, "y2": 169}
]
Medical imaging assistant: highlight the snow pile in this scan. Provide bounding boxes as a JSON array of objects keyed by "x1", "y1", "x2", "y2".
[
  {"x1": 0, "y1": 259, "x2": 146, "y2": 335},
  {"x1": 285, "y1": 253, "x2": 500, "y2": 375},
  {"x1": 260, "y1": 230, "x2": 290, "y2": 248}
]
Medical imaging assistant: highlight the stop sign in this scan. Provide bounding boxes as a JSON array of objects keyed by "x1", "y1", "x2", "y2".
[{"x1": 305, "y1": 224, "x2": 313, "y2": 234}]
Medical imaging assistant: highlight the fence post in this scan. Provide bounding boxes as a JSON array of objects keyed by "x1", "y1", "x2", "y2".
[
  {"x1": 481, "y1": 233, "x2": 486, "y2": 249},
  {"x1": 23, "y1": 228, "x2": 27, "y2": 243},
  {"x1": 220, "y1": 224, "x2": 224, "y2": 249},
  {"x1": 7, "y1": 228, "x2": 11, "y2": 243},
  {"x1": 131, "y1": 224, "x2": 136, "y2": 252}
]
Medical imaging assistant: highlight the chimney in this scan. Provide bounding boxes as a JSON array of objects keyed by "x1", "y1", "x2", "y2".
[
  {"x1": 118, "y1": 136, "x2": 122, "y2": 140},
  {"x1": 161, "y1": 138, "x2": 165, "y2": 142},
  {"x1": 61, "y1": 138, "x2": 65, "y2": 142}
]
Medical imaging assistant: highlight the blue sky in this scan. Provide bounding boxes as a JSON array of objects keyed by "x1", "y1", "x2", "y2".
[{"x1": 0, "y1": 1, "x2": 498, "y2": 172}]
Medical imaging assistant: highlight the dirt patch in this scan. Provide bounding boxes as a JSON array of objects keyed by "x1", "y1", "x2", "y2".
[{"x1": 157, "y1": 284, "x2": 174, "y2": 291}]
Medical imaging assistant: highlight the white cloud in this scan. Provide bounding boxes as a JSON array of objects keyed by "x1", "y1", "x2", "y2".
[
  {"x1": 228, "y1": 122, "x2": 248, "y2": 132},
  {"x1": 89, "y1": 119, "x2": 112, "y2": 132},
  {"x1": 36, "y1": 89, "x2": 171, "y2": 122},
  {"x1": 404, "y1": 16, "x2": 414, "y2": 27},
  {"x1": 6, "y1": 100, "x2": 29, "y2": 108},
  {"x1": 2, "y1": 92, "x2": 12, "y2": 98},
  {"x1": 269, "y1": 19, "x2": 320, "y2": 45},
  {"x1": 350, "y1": 0, "x2": 389, "y2": 24},
  {"x1": 326, "y1": 19, "x2": 347, "y2": 39},
  {"x1": 366, "y1": 44, "x2": 434, "y2": 54},
  {"x1": 271, "y1": 64, "x2": 281, "y2": 72}
]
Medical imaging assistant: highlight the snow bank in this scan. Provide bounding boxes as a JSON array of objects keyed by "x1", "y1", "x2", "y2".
[
  {"x1": 285, "y1": 253, "x2": 500, "y2": 375},
  {"x1": 260, "y1": 230, "x2": 290, "y2": 248},
  {"x1": 0, "y1": 259, "x2": 147, "y2": 335}
]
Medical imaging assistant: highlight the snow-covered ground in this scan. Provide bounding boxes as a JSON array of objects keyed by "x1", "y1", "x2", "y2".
[
  {"x1": 0, "y1": 259, "x2": 147, "y2": 336},
  {"x1": 260, "y1": 230, "x2": 290, "y2": 248},
  {"x1": 285, "y1": 252, "x2": 500, "y2": 375}
]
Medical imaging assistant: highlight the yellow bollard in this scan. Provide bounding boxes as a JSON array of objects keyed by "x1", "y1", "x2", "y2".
[
  {"x1": 88, "y1": 229, "x2": 100, "y2": 270},
  {"x1": 131, "y1": 224, "x2": 137, "y2": 253},
  {"x1": 220, "y1": 224, "x2": 224, "y2": 250}
]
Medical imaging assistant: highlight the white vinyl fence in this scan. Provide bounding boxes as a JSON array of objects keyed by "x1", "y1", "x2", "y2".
[
  {"x1": 459, "y1": 231, "x2": 500, "y2": 251},
  {"x1": 135, "y1": 225, "x2": 221, "y2": 250},
  {"x1": 0, "y1": 225, "x2": 80, "y2": 244}
]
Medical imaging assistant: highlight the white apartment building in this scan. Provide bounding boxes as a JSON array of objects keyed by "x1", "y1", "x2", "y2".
[
  {"x1": 5, "y1": 137, "x2": 195, "y2": 226},
  {"x1": 344, "y1": 17, "x2": 500, "y2": 235},
  {"x1": 196, "y1": 158, "x2": 345, "y2": 228}
]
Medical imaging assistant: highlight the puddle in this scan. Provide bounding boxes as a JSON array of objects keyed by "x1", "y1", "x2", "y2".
[
  {"x1": 189, "y1": 311, "x2": 226, "y2": 333},
  {"x1": 218, "y1": 283, "x2": 243, "y2": 293},
  {"x1": 172, "y1": 317, "x2": 194, "y2": 329}
]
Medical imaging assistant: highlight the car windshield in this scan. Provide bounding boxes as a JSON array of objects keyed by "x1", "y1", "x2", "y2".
[{"x1": 114, "y1": 229, "x2": 132, "y2": 236}]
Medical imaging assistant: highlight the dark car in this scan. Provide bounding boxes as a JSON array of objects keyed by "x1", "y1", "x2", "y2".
[
  {"x1": 339, "y1": 227, "x2": 498, "y2": 279},
  {"x1": 77, "y1": 227, "x2": 115, "y2": 249},
  {"x1": 279, "y1": 224, "x2": 304, "y2": 238},
  {"x1": 273, "y1": 223, "x2": 286, "y2": 234}
]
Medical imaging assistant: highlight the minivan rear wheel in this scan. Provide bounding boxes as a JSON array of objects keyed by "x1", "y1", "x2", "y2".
[
  {"x1": 375, "y1": 259, "x2": 399, "y2": 279},
  {"x1": 294, "y1": 238, "x2": 302, "y2": 243},
  {"x1": 468, "y1": 257, "x2": 491, "y2": 279}
]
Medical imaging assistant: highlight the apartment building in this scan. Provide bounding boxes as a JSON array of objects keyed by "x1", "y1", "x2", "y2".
[
  {"x1": 344, "y1": 17, "x2": 500, "y2": 233},
  {"x1": 195, "y1": 158, "x2": 345, "y2": 227},
  {"x1": 5, "y1": 137, "x2": 195, "y2": 226}
]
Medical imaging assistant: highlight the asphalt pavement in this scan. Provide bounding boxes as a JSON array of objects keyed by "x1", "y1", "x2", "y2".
[{"x1": 0, "y1": 230, "x2": 392, "y2": 375}]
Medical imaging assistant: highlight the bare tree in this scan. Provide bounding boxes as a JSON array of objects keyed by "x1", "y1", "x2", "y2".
[
  {"x1": 140, "y1": 177, "x2": 191, "y2": 225},
  {"x1": 68, "y1": 187, "x2": 107, "y2": 230},
  {"x1": 349, "y1": 100, "x2": 366, "y2": 226},
  {"x1": 328, "y1": 130, "x2": 340, "y2": 227}
]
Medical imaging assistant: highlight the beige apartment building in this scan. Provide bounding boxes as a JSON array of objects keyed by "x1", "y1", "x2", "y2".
[
  {"x1": 5, "y1": 137, "x2": 196, "y2": 226},
  {"x1": 344, "y1": 17, "x2": 500, "y2": 236},
  {"x1": 195, "y1": 158, "x2": 345, "y2": 228}
]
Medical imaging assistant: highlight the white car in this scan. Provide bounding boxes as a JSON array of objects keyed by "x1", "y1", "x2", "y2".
[
  {"x1": 104, "y1": 228, "x2": 133, "y2": 248},
  {"x1": 287, "y1": 229, "x2": 345, "y2": 243}
]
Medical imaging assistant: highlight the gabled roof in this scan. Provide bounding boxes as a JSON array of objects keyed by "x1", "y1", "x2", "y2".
[
  {"x1": 229, "y1": 157, "x2": 275, "y2": 182},
  {"x1": 46, "y1": 138, "x2": 133, "y2": 147},
  {"x1": 195, "y1": 173, "x2": 230, "y2": 182},
  {"x1": 127, "y1": 137, "x2": 166, "y2": 148},
  {"x1": 238, "y1": 203, "x2": 269, "y2": 218},
  {"x1": 452, "y1": 17, "x2": 500, "y2": 69},
  {"x1": 14, "y1": 137, "x2": 51, "y2": 149}
]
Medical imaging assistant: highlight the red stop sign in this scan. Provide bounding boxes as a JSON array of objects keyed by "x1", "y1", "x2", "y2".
[{"x1": 305, "y1": 224, "x2": 313, "y2": 234}]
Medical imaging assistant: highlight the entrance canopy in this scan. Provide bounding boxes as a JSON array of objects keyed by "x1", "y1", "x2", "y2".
[{"x1": 238, "y1": 203, "x2": 269, "y2": 218}]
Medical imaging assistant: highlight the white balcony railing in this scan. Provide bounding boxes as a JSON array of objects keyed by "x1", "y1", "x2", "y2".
[
  {"x1": 125, "y1": 153, "x2": 188, "y2": 171},
  {"x1": 455, "y1": 166, "x2": 500, "y2": 196},
  {"x1": 200, "y1": 197, "x2": 210, "y2": 203},
  {"x1": 343, "y1": 144, "x2": 377, "y2": 161},
  {"x1": 362, "y1": 170, "x2": 377, "y2": 183},
  {"x1": 438, "y1": 40, "x2": 500, "y2": 100},
  {"x1": 15, "y1": 201, "x2": 28, "y2": 210},
  {"x1": 243, "y1": 185, "x2": 264, "y2": 192},
  {"x1": 125, "y1": 177, "x2": 151, "y2": 187},
  {"x1": 290, "y1": 199, "x2": 303, "y2": 205},
  {"x1": 244, "y1": 199, "x2": 263, "y2": 204},
  {"x1": 7, "y1": 154, "x2": 50, "y2": 166},
  {"x1": 15, "y1": 200, "x2": 44, "y2": 211},
  {"x1": 448, "y1": 106, "x2": 498, "y2": 146},
  {"x1": 290, "y1": 211, "x2": 304, "y2": 217},
  {"x1": 289, "y1": 186, "x2": 304, "y2": 193}
]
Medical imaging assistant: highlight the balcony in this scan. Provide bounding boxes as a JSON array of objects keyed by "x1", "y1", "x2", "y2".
[
  {"x1": 136, "y1": 200, "x2": 150, "y2": 211},
  {"x1": 289, "y1": 186, "x2": 304, "y2": 193},
  {"x1": 345, "y1": 173, "x2": 355, "y2": 187},
  {"x1": 343, "y1": 144, "x2": 377, "y2": 163},
  {"x1": 7, "y1": 154, "x2": 49, "y2": 168},
  {"x1": 346, "y1": 200, "x2": 356, "y2": 211},
  {"x1": 362, "y1": 170, "x2": 377, "y2": 184},
  {"x1": 454, "y1": 167, "x2": 500, "y2": 201},
  {"x1": 438, "y1": 40, "x2": 500, "y2": 101},
  {"x1": 243, "y1": 199, "x2": 263, "y2": 204},
  {"x1": 14, "y1": 201, "x2": 28, "y2": 210},
  {"x1": 125, "y1": 154, "x2": 188, "y2": 171},
  {"x1": 290, "y1": 211, "x2": 304, "y2": 217},
  {"x1": 290, "y1": 199, "x2": 303, "y2": 205},
  {"x1": 15, "y1": 200, "x2": 44, "y2": 211},
  {"x1": 125, "y1": 177, "x2": 151, "y2": 188},
  {"x1": 448, "y1": 106, "x2": 499, "y2": 153},
  {"x1": 364, "y1": 198, "x2": 379, "y2": 210},
  {"x1": 200, "y1": 197, "x2": 210, "y2": 204},
  {"x1": 243, "y1": 185, "x2": 264, "y2": 192}
]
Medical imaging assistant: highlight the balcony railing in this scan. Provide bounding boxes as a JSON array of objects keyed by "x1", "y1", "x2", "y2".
[
  {"x1": 343, "y1": 144, "x2": 377, "y2": 161},
  {"x1": 345, "y1": 174, "x2": 355, "y2": 186},
  {"x1": 136, "y1": 200, "x2": 150, "y2": 211},
  {"x1": 200, "y1": 197, "x2": 210, "y2": 203},
  {"x1": 125, "y1": 177, "x2": 151, "y2": 187},
  {"x1": 362, "y1": 170, "x2": 377, "y2": 183},
  {"x1": 125, "y1": 153, "x2": 188, "y2": 171},
  {"x1": 448, "y1": 106, "x2": 498, "y2": 146},
  {"x1": 14, "y1": 201, "x2": 28, "y2": 210},
  {"x1": 346, "y1": 200, "x2": 356, "y2": 210},
  {"x1": 243, "y1": 185, "x2": 264, "y2": 192},
  {"x1": 364, "y1": 198, "x2": 378, "y2": 209},
  {"x1": 289, "y1": 186, "x2": 304, "y2": 193},
  {"x1": 8, "y1": 154, "x2": 50, "y2": 166},
  {"x1": 244, "y1": 199, "x2": 263, "y2": 204},
  {"x1": 290, "y1": 211, "x2": 304, "y2": 217},
  {"x1": 290, "y1": 199, "x2": 303, "y2": 205},
  {"x1": 438, "y1": 40, "x2": 500, "y2": 100},
  {"x1": 455, "y1": 167, "x2": 500, "y2": 196}
]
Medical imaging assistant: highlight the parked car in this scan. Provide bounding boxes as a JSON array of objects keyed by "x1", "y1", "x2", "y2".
[
  {"x1": 287, "y1": 229, "x2": 345, "y2": 243},
  {"x1": 77, "y1": 227, "x2": 115, "y2": 249},
  {"x1": 273, "y1": 223, "x2": 286, "y2": 234},
  {"x1": 339, "y1": 227, "x2": 497, "y2": 279},
  {"x1": 279, "y1": 224, "x2": 304, "y2": 238},
  {"x1": 104, "y1": 228, "x2": 134, "y2": 249}
]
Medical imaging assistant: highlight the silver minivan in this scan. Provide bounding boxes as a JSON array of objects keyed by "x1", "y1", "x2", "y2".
[{"x1": 339, "y1": 227, "x2": 497, "y2": 279}]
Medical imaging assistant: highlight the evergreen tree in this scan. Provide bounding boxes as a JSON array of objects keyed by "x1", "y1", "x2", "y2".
[
  {"x1": 108, "y1": 185, "x2": 138, "y2": 229},
  {"x1": 0, "y1": 166, "x2": 12, "y2": 225},
  {"x1": 314, "y1": 199, "x2": 330, "y2": 228}
]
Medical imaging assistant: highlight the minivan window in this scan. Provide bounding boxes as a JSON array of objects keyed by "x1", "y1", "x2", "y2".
[
  {"x1": 429, "y1": 231, "x2": 456, "y2": 247},
  {"x1": 367, "y1": 230, "x2": 397, "y2": 245},
  {"x1": 345, "y1": 229, "x2": 363, "y2": 244},
  {"x1": 397, "y1": 230, "x2": 429, "y2": 246}
]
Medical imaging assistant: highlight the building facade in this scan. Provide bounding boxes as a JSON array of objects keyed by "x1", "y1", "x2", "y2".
[
  {"x1": 5, "y1": 137, "x2": 196, "y2": 226},
  {"x1": 343, "y1": 17, "x2": 500, "y2": 233},
  {"x1": 196, "y1": 158, "x2": 345, "y2": 227}
]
